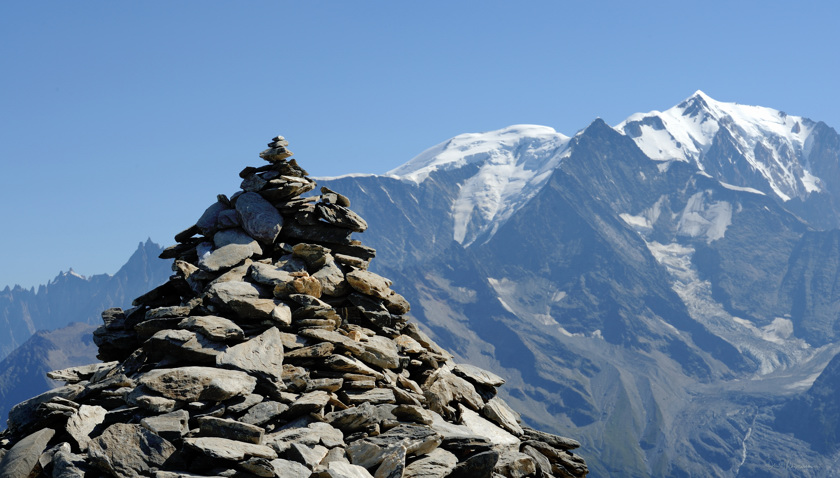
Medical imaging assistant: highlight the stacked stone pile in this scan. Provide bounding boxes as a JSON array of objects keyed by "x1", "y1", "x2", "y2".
[{"x1": 0, "y1": 136, "x2": 588, "y2": 478}]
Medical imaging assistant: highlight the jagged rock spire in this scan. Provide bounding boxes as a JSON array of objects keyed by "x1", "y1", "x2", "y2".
[{"x1": 0, "y1": 136, "x2": 587, "y2": 478}]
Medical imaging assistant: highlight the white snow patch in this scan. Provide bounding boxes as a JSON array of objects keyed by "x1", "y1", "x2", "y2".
[
  {"x1": 677, "y1": 191, "x2": 732, "y2": 243},
  {"x1": 620, "y1": 213, "x2": 652, "y2": 229},
  {"x1": 785, "y1": 372, "x2": 822, "y2": 391},
  {"x1": 719, "y1": 182, "x2": 765, "y2": 195},
  {"x1": 497, "y1": 297, "x2": 515, "y2": 314},
  {"x1": 801, "y1": 169, "x2": 822, "y2": 193}
]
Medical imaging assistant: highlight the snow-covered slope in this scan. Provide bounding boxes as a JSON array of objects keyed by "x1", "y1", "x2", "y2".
[
  {"x1": 387, "y1": 125, "x2": 571, "y2": 245},
  {"x1": 617, "y1": 90, "x2": 822, "y2": 201}
]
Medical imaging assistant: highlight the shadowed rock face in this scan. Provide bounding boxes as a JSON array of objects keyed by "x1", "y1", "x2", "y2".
[{"x1": 0, "y1": 136, "x2": 587, "y2": 478}]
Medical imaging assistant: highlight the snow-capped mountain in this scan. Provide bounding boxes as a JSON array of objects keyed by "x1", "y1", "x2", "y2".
[
  {"x1": 386, "y1": 125, "x2": 571, "y2": 246},
  {"x1": 315, "y1": 92, "x2": 840, "y2": 476},
  {"x1": 619, "y1": 90, "x2": 821, "y2": 202}
]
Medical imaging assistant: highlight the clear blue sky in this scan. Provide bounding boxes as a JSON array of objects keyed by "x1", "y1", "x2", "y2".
[{"x1": 2, "y1": 1, "x2": 838, "y2": 289}]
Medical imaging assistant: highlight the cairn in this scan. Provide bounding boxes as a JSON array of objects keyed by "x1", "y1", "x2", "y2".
[{"x1": 0, "y1": 136, "x2": 588, "y2": 478}]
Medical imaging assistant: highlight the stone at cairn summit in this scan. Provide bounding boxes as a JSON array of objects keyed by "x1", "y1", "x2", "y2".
[{"x1": 0, "y1": 135, "x2": 587, "y2": 478}]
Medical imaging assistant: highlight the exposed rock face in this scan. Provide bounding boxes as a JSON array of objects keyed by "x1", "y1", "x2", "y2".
[{"x1": 0, "y1": 136, "x2": 587, "y2": 477}]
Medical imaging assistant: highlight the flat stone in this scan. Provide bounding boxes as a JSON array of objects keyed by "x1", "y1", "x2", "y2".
[
  {"x1": 482, "y1": 397, "x2": 523, "y2": 436},
  {"x1": 275, "y1": 274, "x2": 322, "y2": 298},
  {"x1": 309, "y1": 421, "x2": 345, "y2": 448},
  {"x1": 184, "y1": 437, "x2": 277, "y2": 461},
  {"x1": 394, "y1": 335, "x2": 424, "y2": 354},
  {"x1": 226, "y1": 393, "x2": 264, "y2": 414},
  {"x1": 343, "y1": 388, "x2": 396, "y2": 406},
  {"x1": 287, "y1": 390, "x2": 330, "y2": 416},
  {"x1": 453, "y1": 363, "x2": 505, "y2": 388},
  {"x1": 241, "y1": 401, "x2": 288, "y2": 426},
  {"x1": 250, "y1": 262, "x2": 296, "y2": 286},
  {"x1": 285, "y1": 342, "x2": 335, "y2": 359},
  {"x1": 345, "y1": 270, "x2": 392, "y2": 300},
  {"x1": 217, "y1": 208, "x2": 241, "y2": 229},
  {"x1": 458, "y1": 406, "x2": 519, "y2": 447},
  {"x1": 402, "y1": 447, "x2": 458, "y2": 478},
  {"x1": 259, "y1": 146, "x2": 294, "y2": 162},
  {"x1": 236, "y1": 192, "x2": 284, "y2": 244},
  {"x1": 312, "y1": 259, "x2": 350, "y2": 297},
  {"x1": 280, "y1": 220, "x2": 353, "y2": 245},
  {"x1": 199, "y1": 228, "x2": 262, "y2": 272},
  {"x1": 323, "y1": 355, "x2": 384, "y2": 379},
  {"x1": 207, "y1": 259, "x2": 252, "y2": 284},
  {"x1": 65, "y1": 404, "x2": 106, "y2": 451},
  {"x1": 285, "y1": 443, "x2": 328, "y2": 469},
  {"x1": 179, "y1": 315, "x2": 245, "y2": 342},
  {"x1": 197, "y1": 416, "x2": 265, "y2": 444},
  {"x1": 208, "y1": 280, "x2": 269, "y2": 305},
  {"x1": 326, "y1": 462, "x2": 375, "y2": 478},
  {"x1": 47, "y1": 362, "x2": 118, "y2": 384},
  {"x1": 521, "y1": 427, "x2": 581, "y2": 451},
  {"x1": 126, "y1": 387, "x2": 179, "y2": 413},
  {"x1": 325, "y1": 402, "x2": 380, "y2": 433},
  {"x1": 141, "y1": 409, "x2": 190, "y2": 442},
  {"x1": 316, "y1": 203, "x2": 368, "y2": 232},
  {"x1": 146, "y1": 329, "x2": 226, "y2": 363},
  {"x1": 88, "y1": 423, "x2": 175, "y2": 478},
  {"x1": 270, "y1": 458, "x2": 312, "y2": 478},
  {"x1": 392, "y1": 404, "x2": 434, "y2": 425},
  {"x1": 139, "y1": 366, "x2": 256, "y2": 402},
  {"x1": 382, "y1": 291, "x2": 410, "y2": 315},
  {"x1": 302, "y1": 329, "x2": 400, "y2": 370},
  {"x1": 0, "y1": 428, "x2": 55, "y2": 478},
  {"x1": 216, "y1": 327, "x2": 284, "y2": 382}
]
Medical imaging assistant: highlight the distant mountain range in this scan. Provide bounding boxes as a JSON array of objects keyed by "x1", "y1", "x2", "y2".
[
  {"x1": 0, "y1": 239, "x2": 172, "y2": 360},
  {"x1": 4, "y1": 92, "x2": 840, "y2": 476}
]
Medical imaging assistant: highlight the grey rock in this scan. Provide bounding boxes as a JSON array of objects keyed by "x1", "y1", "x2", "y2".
[
  {"x1": 325, "y1": 402, "x2": 381, "y2": 433},
  {"x1": 7, "y1": 384, "x2": 85, "y2": 433},
  {"x1": 199, "y1": 228, "x2": 263, "y2": 272},
  {"x1": 345, "y1": 270, "x2": 392, "y2": 300},
  {"x1": 141, "y1": 409, "x2": 190, "y2": 442},
  {"x1": 197, "y1": 416, "x2": 265, "y2": 444},
  {"x1": 458, "y1": 406, "x2": 519, "y2": 447},
  {"x1": 179, "y1": 315, "x2": 245, "y2": 342},
  {"x1": 184, "y1": 437, "x2": 277, "y2": 461},
  {"x1": 326, "y1": 462, "x2": 375, "y2": 478},
  {"x1": 241, "y1": 401, "x2": 288, "y2": 426},
  {"x1": 346, "y1": 439, "x2": 396, "y2": 469},
  {"x1": 196, "y1": 201, "x2": 229, "y2": 235},
  {"x1": 521, "y1": 427, "x2": 581, "y2": 451},
  {"x1": 216, "y1": 327, "x2": 284, "y2": 382},
  {"x1": 270, "y1": 458, "x2": 312, "y2": 478},
  {"x1": 238, "y1": 457, "x2": 275, "y2": 477},
  {"x1": 312, "y1": 259, "x2": 350, "y2": 297},
  {"x1": 482, "y1": 397, "x2": 523, "y2": 436},
  {"x1": 287, "y1": 390, "x2": 330, "y2": 416},
  {"x1": 217, "y1": 208, "x2": 241, "y2": 229},
  {"x1": 126, "y1": 386, "x2": 179, "y2": 413},
  {"x1": 241, "y1": 173, "x2": 268, "y2": 192},
  {"x1": 343, "y1": 388, "x2": 396, "y2": 405},
  {"x1": 292, "y1": 243, "x2": 332, "y2": 269},
  {"x1": 402, "y1": 447, "x2": 458, "y2": 478},
  {"x1": 65, "y1": 404, "x2": 106, "y2": 452},
  {"x1": 394, "y1": 335, "x2": 424, "y2": 354},
  {"x1": 0, "y1": 428, "x2": 55, "y2": 478},
  {"x1": 392, "y1": 404, "x2": 434, "y2": 425},
  {"x1": 309, "y1": 421, "x2": 345, "y2": 448},
  {"x1": 382, "y1": 291, "x2": 410, "y2": 315},
  {"x1": 373, "y1": 445, "x2": 406, "y2": 478},
  {"x1": 322, "y1": 354, "x2": 385, "y2": 379},
  {"x1": 447, "y1": 450, "x2": 499, "y2": 478},
  {"x1": 236, "y1": 192, "x2": 284, "y2": 244},
  {"x1": 226, "y1": 393, "x2": 264, "y2": 414},
  {"x1": 146, "y1": 329, "x2": 226, "y2": 363},
  {"x1": 425, "y1": 371, "x2": 484, "y2": 417},
  {"x1": 495, "y1": 451, "x2": 536, "y2": 478},
  {"x1": 316, "y1": 203, "x2": 368, "y2": 232},
  {"x1": 88, "y1": 423, "x2": 175, "y2": 478},
  {"x1": 51, "y1": 442, "x2": 86, "y2": 478},
  {"x1": 207, "y1": 280, "x2": 269, "y2": 305},
  {"x1": 521, "y1": 445, "x2": 553, "y2": 478},
  {"x1": 249, "y1": 262, "x2": 296, "y2": 286},
  {"x1": 47, "y1": 362, "x2": 118, "y2": 384},
  {"x1": 301, "y1": 329, "x2": 400, "y2": 370},
  {"x1": 285, "y1": 443, "x2": 328, "y2": 469},
  {"x1": 366, "y1": 425, "x2": 441, "y2": 457},
  {"x1": 453, "y1": 363, "x2": 505, "y2": 388},
  {"x1": 138, "y1": 366, "x2": 256, "y2": 402}
]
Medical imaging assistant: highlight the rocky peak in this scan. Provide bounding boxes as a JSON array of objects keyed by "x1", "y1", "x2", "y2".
[{"x1": 0, "y1": 136, "x2": 587, "y2": 478}]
